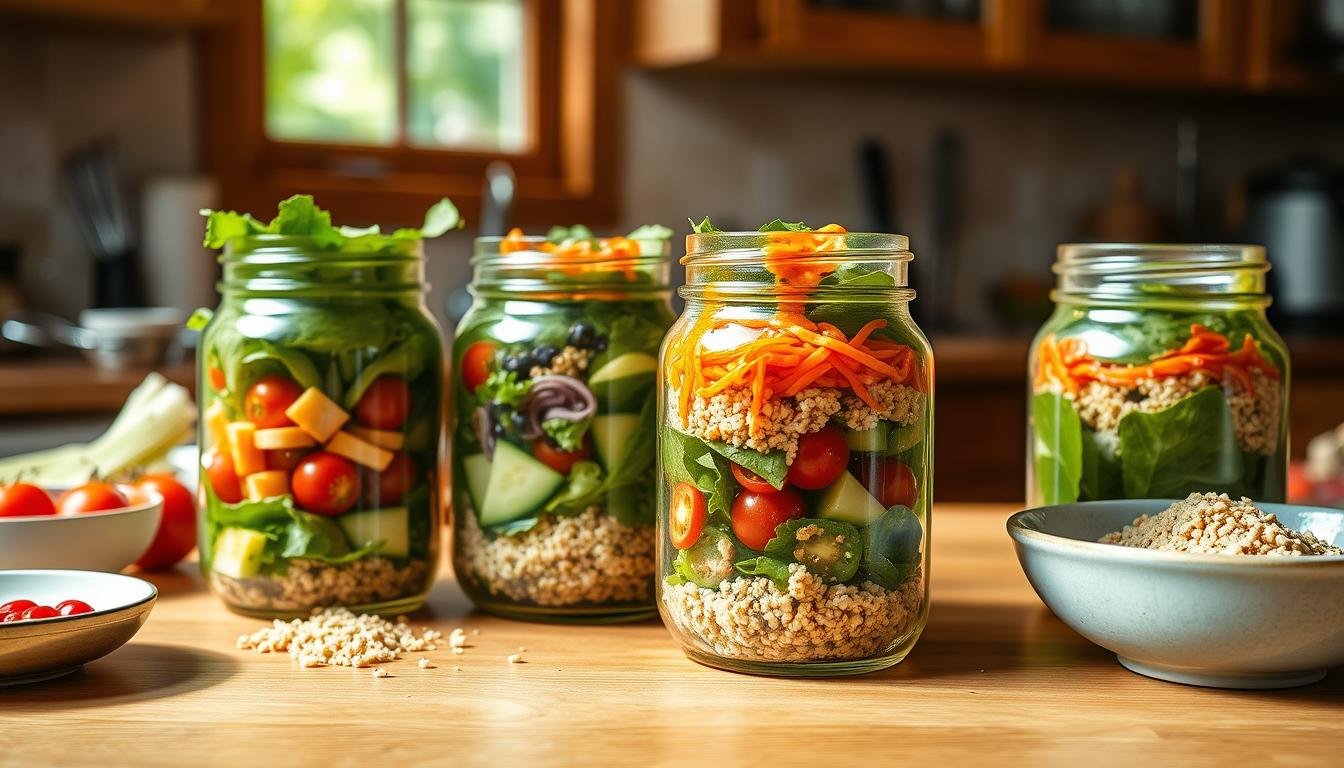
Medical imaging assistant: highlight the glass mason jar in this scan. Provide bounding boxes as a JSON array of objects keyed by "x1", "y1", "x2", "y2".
[
  {"x1": 1028, "y1": 244, "x2": 1290, "y2": 506},
  {"x1": 197, "y1": 236, "x2": 443, "y2": 618},
  {"x1": 450, "y1": 230, "x2": 674, "y2": 622},
  {"x1": 656, "y1": 228, "x2": 933, "y2": 676}
]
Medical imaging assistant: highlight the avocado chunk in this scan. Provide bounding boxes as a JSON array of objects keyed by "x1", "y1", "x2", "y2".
[
  {"x1": 588, "y1": 352, "x2": 658, "y2": 384},
  {"x1": 844, "y1": 422, "x2": 889, "y2": 453},
  {"x1": 213, "y1": 527, "x2": 268, "y2": 579},
  {"x1": 764, "y1": 518, "x2": 862, "y2": 583},
  {"x1": 591, "y1": 413, "x2": 642, "y2": 474},
  {"x1": 817, "y1": 471, "x2": 886, "y2": 526}
]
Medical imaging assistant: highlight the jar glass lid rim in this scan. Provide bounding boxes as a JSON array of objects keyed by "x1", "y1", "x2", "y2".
[{"x1": 1057, "y1": 243, "x2": 1265, "y2": 265}]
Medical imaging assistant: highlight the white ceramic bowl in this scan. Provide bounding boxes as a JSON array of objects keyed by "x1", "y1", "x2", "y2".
[
  {"x1": 0, "y1": 488, "x2": 162, "y2": 572},
  {"x1": 0, "y1": 569, "x2": 157, "y2": 685},
  {"x1": 1008, "y1": 500, "x2": 1344, "y2": 689}
]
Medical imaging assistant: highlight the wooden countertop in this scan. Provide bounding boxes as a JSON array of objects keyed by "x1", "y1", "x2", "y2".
[
  {"x1": 0, "y1": 357, "x2": 195, "y2": 416},
  {"x1": 3, "y1": 504, "x2": 1339, "y2": 766}
]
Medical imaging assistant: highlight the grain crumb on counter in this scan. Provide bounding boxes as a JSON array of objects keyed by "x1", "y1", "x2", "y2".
[
  {"x1": 508, "y1": 652, "x2": 525, "y2": 664},
  {"x1": 372, "y1": 667, "x2": 390, "y2": 679},
  {"x1": 236, "y1": 607, "x2": 444, "y2": 669},
  {"x1": 417, "y1": 658, "x2": 433, "y2": 670},
  {"x1": 662, "y1": 564, "x2": 924, "y2": 662},
  {"x1": 1101, "y1": 492, "x2": 1342, "y2": 556},
  {"x1": 676, "y1": 386, "x2": 842, "y2": 463}
]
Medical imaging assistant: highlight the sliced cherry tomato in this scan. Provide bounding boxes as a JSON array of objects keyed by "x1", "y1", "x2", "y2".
[
  {"x1": 57, "y1": 482, "x2": 129, "y2": 516},
  {"x1": 292, "y1": 451, "x2": 360, "y2": 516},
  {"x1": 669, "y1": 482, "x2": 707, "y2": 549},
  {"x1": 265, "y1": 448, "x2": 309, "y2": 472},
  {"x1": 0, "y1": 483, "x2": 57, "y2": 518},
  {"x1": 787, "y1": 425, "x2": 850, "y2": 490},
  {"x1": 55, "y1": 599, "x2": 94, "y2": 616},
  {"x1": 730, "y1": 488, "x2": 805, "y2": 551},
  {"x1": 731, "y1": 464, "x2": 777, "y2": 494},
  {"x1": 204, "y1": 450, "x2": 244, "y2": 504},
  {"x1": 0, "y1": 599, "x2": 36, "y2": 614},
  {"x1": 363, "y1": 452, "x2": 416, "y2": 507},
  {"x1": 855, "y1": 457, "x2": 918, "y2": 509},
  {"x1": 244, "y1": 375, "x2": 303, "y2": 429},
  {"x1": 21, "y1": 605, "x2": 58, "y2": 620},
  {"x1": 133, "y1": 474, "x2": 197, "y2": 571},
  {"x1": 355, "y1": 375, "x2": 411, "y2": 430},
  {"x1": 460, "y1": 341, "x2": 496, "y2": 394},
  {"x1": 532, "y1": 435, "x2": 592, "y2": 476},
  {"x1": 1, "y1": 612, "x2": 21, "y2": 623}
]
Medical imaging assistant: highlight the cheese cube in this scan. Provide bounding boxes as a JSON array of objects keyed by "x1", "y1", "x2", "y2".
[
  {"x1": 253, "y1": 426, "x2": 317, "y2": 450},
  {"x1": 285, "y1": 387, "x2": 349, "y2": 442},
  {"x1": 226, "y1": 421, "x2": 267, "y2": 476},
  {"x1": 244, "y1": 470, "x2": 290, "y2": 501},
  {"x1": 346, "y1": 425, "x2": 405, "y2": 451},
  {"x1": 204, "y1": 400, "x2": 231, "y2": 450},
  {"x1": 327, "y1": 431, "x2": 394, "y2": 471}
]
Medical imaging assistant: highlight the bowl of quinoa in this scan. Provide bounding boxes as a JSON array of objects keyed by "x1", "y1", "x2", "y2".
[{"x1": 1008, "y1": 493, "x2": 1344, "y2": 689}]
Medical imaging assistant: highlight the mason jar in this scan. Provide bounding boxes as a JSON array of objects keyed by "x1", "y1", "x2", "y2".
[
  {"x1": 656, "y1": 227, "x2": 933, "y2": 676},
  {"x1": 197, "y1": 235, "x2": 442, "y2": 618},
  {"x1": 1028, "y1": 244, "x2": 1290, "y2": 505},
  {"x1": 451, "y1": 228, "x2": 674, "y2": 622}
]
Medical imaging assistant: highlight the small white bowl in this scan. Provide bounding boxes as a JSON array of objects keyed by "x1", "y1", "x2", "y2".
[
  {"x1": 0, "y1": 569, "x2": 157, "y2": 685},
  {"x1": 1008, "y1": 500, "x2": 1344, "y2": 689},
  {"x1": 0, "y1": 488, "x2": 162, "y2": 572}
]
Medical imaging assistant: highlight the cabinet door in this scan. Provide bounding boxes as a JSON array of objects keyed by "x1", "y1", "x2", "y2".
[{"x1": 761, "y1": 0, "x2": 991, "y2": 71}]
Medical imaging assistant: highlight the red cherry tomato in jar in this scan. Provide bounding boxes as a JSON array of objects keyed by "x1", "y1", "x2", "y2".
[
  {"x1": 0, "y1": 483, "x2": 57, "y2": 518},
  {"x1": 532, "y1": 436, "x2": 592, "y2": 476},
  {"x1": 244, "y1": 375, "x2": 304, "y2": 429},
  {"x1": 133, "y1": 474, "x2": 197, "y2": 571},
  {"x1": 21, "y1": 605, "x2": 58, "y2": 620},
  {"x1": 363, "y1": 452, "x2": 416, "y2": 507},
  {"x1": 730, "y1": 488, "x2": 806, "y2": 551},
  {"x1": 0, "y1": 599, "x2": 36, "y2": 614},
  {"x1": 460, "y1": 341, "x2": 496, "y2": 394},
  {"x1": 355, "y1": 375, "x2": 411, "y2": 430},
  {"x1": 786, "y1": 425, "x2": 850, "y2": 490},
  {"x1": 57, "y1": 482, "x2": 129, "y2": 516},
  {"x1": 731, "y1": 464, "x2": 778, "y2": 494},
  {"x1": 55, "y1": 599, "x2": 94, "y2": 616},
  {"x1": 204, "y1": 450, "x2": 244, "y2": 504},
  {"x1": 265, "y1": 448, "x2": 309, "y2": 472},
  {"x1": 669, "y1": 482, "x2": 708, "y2": 550},
  {"x1": 855, "y1": 457, "x2": 918, "y2": 509},
  {"x1": 291, "y1": 452, "x2": 360, "y2": 516}
]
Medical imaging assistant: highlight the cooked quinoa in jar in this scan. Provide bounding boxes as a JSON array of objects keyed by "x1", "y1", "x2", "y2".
[
  {"x1": 1029, "y1": 244, "x2": 1289, "y2": 505},
  {"x1": 656, "y1": 222, "x2": 932, "y2": 676}
]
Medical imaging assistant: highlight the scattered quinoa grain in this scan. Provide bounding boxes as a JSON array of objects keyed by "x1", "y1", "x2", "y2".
[
  {"x1": 508, "y1": 653, "x2": 525, "y2": 664},
  {"x1": 417, "y1": 658, "x2": 433, "y2": 670},
  {"x1": 236, "y1": 607, "x2": 443, "y2": 669},
  {"x1": 1101, "y1": 492, "x2": 1342, "y2": 555},
  {"x1": 372, "y1": 667, "x2": 390, "y2": 679}
]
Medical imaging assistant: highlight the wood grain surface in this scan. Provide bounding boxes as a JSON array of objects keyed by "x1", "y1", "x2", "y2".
[{"x1": 1, "y1": 505, "x2": 1340, "y2": 767}]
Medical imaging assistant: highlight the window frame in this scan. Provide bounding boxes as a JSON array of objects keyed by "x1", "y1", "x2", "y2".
[{"x1": 201, "y1": 0, "x2": 622, "y2": 228}]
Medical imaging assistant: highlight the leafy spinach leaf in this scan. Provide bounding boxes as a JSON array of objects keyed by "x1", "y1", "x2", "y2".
[
  {"x1": 818, "y1": 263, "x2": 895, "y2": 288},
  {"x1": 661, "y1": 427, "x2": 733, "y2": 525},
  {"x1": 240, "y1": 340, "x2": 322, "y2": 390},
  {"x1": 1117, "y1": 386, "x2": 1243, "y2": 498},
  {"x1": 704, "y1": 440, "x2": 787, "y2": 490},
  {"x1": 861, "y1": 505, "x2": 922, "y2": 589},
  {"x1": 689, "y1": 216, "x2": 721, "y2": 234},
  {"x1": 1032, "y1": 391, "x2": 1083, "y2": 505},
  {"x1": 1079, "y1": 426, "x2": 1122, "y2": 501},
  {"x1": 758, "y1": 219, "x2": 810, "y2": 232},
  {"x1": 735, "y1": 556, "x2": 792, "y2": 588}
]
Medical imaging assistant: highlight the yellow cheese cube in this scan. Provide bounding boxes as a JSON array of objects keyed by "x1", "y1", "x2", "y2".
[
  {"x1": 244, "y1": 470, "x2": 290, "y2": 501},
  {"x1": 327, "y1": 431, "x2": 394, "y2": 472},
  {"x1": 285, "y1": 387, "x2": 349, "y2": 442},
  {"x1": 226, "y1": 421, "x2": 267, "y2": 477},
  {"x1": 346, "y1": 425, "x2": 405, "y2": 451},
  {"x1": 204, "y1": 400, "x2": 230, "y2": 450},
  {"x1": 253, "y1": 426, "x2": 317, "y2": 451}
]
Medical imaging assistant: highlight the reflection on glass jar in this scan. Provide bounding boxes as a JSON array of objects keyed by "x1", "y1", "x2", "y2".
[
  {"x1": 1028, "y1": 244, "x2": 1290, "y2": 506},
  {"x1": 656, "y1": 226, "x2": 933, "y2": 676},
  {"x1": 450, "y1": 227, "x2": 674, "y2": 622}
]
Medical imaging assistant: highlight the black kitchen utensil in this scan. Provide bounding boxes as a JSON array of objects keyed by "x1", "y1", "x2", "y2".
[{"x1": 63, "y1": 141, "x2": 140, "y2": 308}]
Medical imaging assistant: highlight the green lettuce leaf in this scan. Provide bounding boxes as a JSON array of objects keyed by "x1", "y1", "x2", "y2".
[
  {"x1": 626, "y1": 224, "x2": 674, "y2": 240},
  {"x1": 541, "y1": 416, "x2": 592, "y2": 453},
  {"x1": 689, "y1": 216, "x2": 721, "y2": 234},
  {"x1": 662, "y1": 427, "x2": 733, "y2": 526},
  {"x1": 735, "y1": 556, "x2": 792, "y2": 588},
  {"x1": 758, "y1": 219, "x2": 811, "y2": 232},
  {"x1": 1117, "y1": 386, "x2": 1243, "y2": 498},
  {"x1": 477, "y1": 370, "x2": 533, "y2": 408},
  {"x1": 861, "y1": 504, "x2": 922, "y2": 588},
  {"x1": 202, "y1": 195, "x2": 460, "y2": 251},
  {"x1": 1032, "y1": 391, "x2": 1083, "y2": 505},
  {"x1": 704, "y1": 440, "x2": 788, "y2": 490}
]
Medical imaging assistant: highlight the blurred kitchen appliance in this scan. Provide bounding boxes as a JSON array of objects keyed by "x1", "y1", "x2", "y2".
[
  {"x1": 0, "y1": 243, "x2": 25, "y2": 354},
  {"x1": 1297, "y1": 0, "x2": 1344, "y2": 73},
  {"x1": 2, "y1": 308, "x2": 185, "y2": 370},
  {"x1": 925, "y1": 127, "x2": 960, "y2": 330},
  {"x1": 63, "y1": 141, "x2": 139, "y2": 308},
  {"x1": 142, "y1": 176, "x2": 219, "y2": 314},
  {"x1": 1245, "y1": 157, "x2": 1344, "y2": 329},
  {"x1": 856, "y1": 138, "x2": 894, "y2": 234}
]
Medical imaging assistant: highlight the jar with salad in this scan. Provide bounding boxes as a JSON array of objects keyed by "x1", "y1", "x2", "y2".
[
  {"x1": 1029, "y1": 244, "x2": 1289, "y2": 506},
  {"x1": 451, "y1": 225, "x2": 674, "y2": 622},
  {"x1": 192, "y1": 195, "x2": 455, "y2": 618},
  {"x1": 657, "y1": 220, "x2": 932, "y2": 676}
]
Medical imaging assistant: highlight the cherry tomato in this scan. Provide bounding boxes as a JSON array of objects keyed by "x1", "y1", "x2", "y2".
[
  {"x1": 1, "y1": 612, "x2": 21, "y2": 623},
  {"x1": 133, "y1": 474, "x2": 197, "y2": 571},
  {"x1": 244, "y1": 375, "x2": 303, "y2": 429},
  {"x1": 55, "y1": 599, "x2": 94, "y2": 616},
  {"x1": 204, "y1": 450, "x2": 244, "y2": 504},
  {"x1": 669, "y1": 482, "x2": 707, "y2": 550},
  {"x1": 355, "y1": 376, "x2": 411, "y2": 430},
  {"x1": 292, "y1": 451, "x2": 360, "y2": 516},
  {"x1": 730, "y1": 488, "x2": 805, "y2": 551},
  {"x1": 731, "y1": 464, "x2": 778, "y2": 494},
  {"x1": 57, "y1": 481, "x2": 129, "y2": 516},
  {"x1": 855, "y1": 457, "x2": 918, "y2": 509},
  {"x1": 208, "y1": 365, "x2": 227, "y2": 392},
  {"x1": 21, "y1": 605, "x2": 58, "y2": 620},
  {"x1": 0, "y1": 599, "x2": 35, "y2": 614},
  {"x1": 460, "y1": 341, "x2": 496, "y2": 394},
  {"x1": 363, "y1": 452, "x2": 415, "y2": 507},
  {"x1": 787, "y1": 425, "x2": 850, "y2": 490},
  {"x1": 265, "y1": 448, "x2": 309, "y2": 472},
  {"x1": 0, "y1": 483, "x2": 57, "y2": 518},
  {"x1": 532, "y1": 435, "x2": 592, "y2": 476}
]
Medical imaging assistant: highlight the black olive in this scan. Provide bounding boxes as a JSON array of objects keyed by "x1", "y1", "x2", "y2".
[
  {"x1": 592, "y1": 336, "x2": 608, "y2": 352},
  {"x1": 491, "y1": 420, "x2": 506, "y2": 437},
  {"x1": 568, "y1": 322, "x2": 596, "y2": 348},
  {"x1": 509, "y1": 411, "x2": 528, "y2": 433},
  {"x1": 533, "y1": 345, "x2": 558, "y2": 367},
  {"x1": 502, "y1": 354, "x2": 528, "y2": 376}
]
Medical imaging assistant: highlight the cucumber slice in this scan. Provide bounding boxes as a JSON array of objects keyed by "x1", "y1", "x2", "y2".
[
  {"x1": 339, "y1": 506, "x2": 409, "y2": 558},
  {"x1": 213, "y1": 527, "x2": 268, "y2": 579},
  {"x1": 588, "y1": 352, "x2": 658, "y2": 385},
  {"x1": 478, "y1": 441, "x2": 564, "y2": 527},
  {"x1": 844, "y1": 423, "x2": 889, "y2": 453},
  {"x1": 462, "y1": 453, "x2": 492, "y2": 512},
  {"x1": 889, "y1": 409, "x2": 927, "y2": 454},
  {"x1": 591, "y1": 414, "x2": 642, "y2": 474},
  {"x1": 817, "y1": 471, "x2": 886, "y2": 526}
]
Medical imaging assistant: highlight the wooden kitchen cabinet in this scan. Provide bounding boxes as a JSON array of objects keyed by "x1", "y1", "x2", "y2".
[{"x1": 0, "y1": 0, "x2": 234, "y2": 28}]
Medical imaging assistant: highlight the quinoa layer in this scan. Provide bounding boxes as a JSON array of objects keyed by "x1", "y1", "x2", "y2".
[
  {"x1": 210, "y1": 557, "x2": 432, "y2": 612},
  {"x1": 458, "y1": 507, "x2": 655, "y2": 607},
  {"x1": 661, "y1": 563, "x2": 925, "y2": 663}
]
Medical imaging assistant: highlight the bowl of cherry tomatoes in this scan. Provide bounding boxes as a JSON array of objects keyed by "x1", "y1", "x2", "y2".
[
  {"x1": 0, "y1": 569, "x2": 157, "y2": 685},
  {"x1": 0, "y1": 479, "x2": 165, "y2": 572}
]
